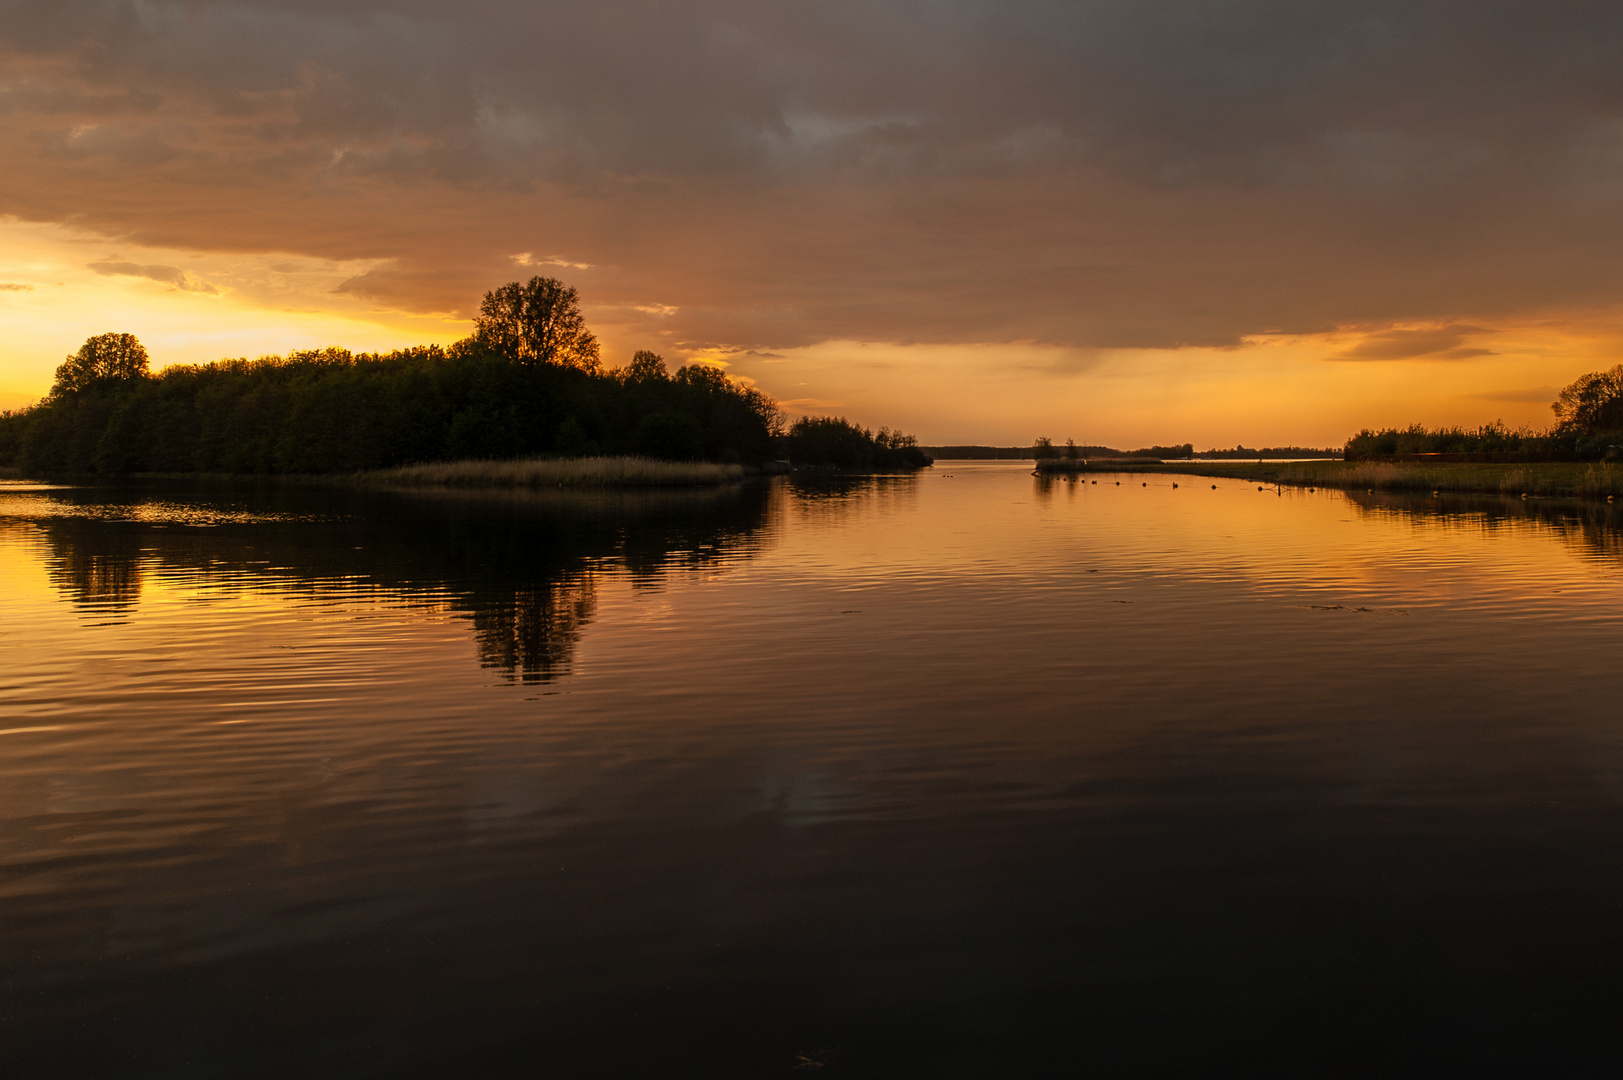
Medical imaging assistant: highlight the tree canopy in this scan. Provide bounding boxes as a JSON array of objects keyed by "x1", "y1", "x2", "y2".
[
  {"x1": 623, "y1": 349, "x2": 668, "y2": 382},
  {"x1": 1553, "y1": 363, "x2": 1623, "y2": 435},
  {"x1": 471, "y1": 277, "x2": 600, "y2": 371},
  {"x1": 52, "y1": 333, "x2": 150, "y2": 397}
]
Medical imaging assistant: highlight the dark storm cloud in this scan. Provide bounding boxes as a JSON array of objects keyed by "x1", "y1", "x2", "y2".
[{"x1": 4, "y1": 1, "x2": 1623, "y2": 350}]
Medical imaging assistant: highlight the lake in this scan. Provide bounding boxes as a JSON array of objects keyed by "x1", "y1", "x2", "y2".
[{"x1": 5, "y1": 462, "x2": 1623, "y2": 1076}]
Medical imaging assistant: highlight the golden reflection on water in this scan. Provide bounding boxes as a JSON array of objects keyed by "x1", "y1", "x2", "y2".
[{"x1": 6, "y1": 468, "x2": 1623, "y2": 1073}]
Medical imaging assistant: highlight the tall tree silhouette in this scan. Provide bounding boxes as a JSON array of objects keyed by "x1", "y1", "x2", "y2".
[
  {"x1": 622, "y1": 349, "x2": 668, "y2": 382},
  {"x1": 472, "y1": 277, "x2": 600, "y2": 371},
  {"x1": 52, "y1": 333, "x2": 149, "y2": 396},
  {"x1": 1554, "y1": 364, "x2": 1623, "y2": 435}
]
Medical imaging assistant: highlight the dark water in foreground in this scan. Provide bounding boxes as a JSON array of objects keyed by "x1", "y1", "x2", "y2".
[{"x1": 5, "y1": 463, "x2": 1623, "y2": 1076}]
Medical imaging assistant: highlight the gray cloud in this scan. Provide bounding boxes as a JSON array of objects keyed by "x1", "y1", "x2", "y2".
[
  {"x1": 1330, "y1": 324, "x2": 1496, "y2": 362},
  {"x1": 88, "y1": 260, "x2": 219, "y2": 294},
  {"x1": 2, "y1": 2, "x2": 1623, "y2": 351},
  {"x1": 51, "y1": 123, "x2": 186, "y2": 164}
]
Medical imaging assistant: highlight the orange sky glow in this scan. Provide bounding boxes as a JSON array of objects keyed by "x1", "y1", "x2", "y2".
[{"x1": 5, "y1": 3, "x2": 1623, "y2": 447}]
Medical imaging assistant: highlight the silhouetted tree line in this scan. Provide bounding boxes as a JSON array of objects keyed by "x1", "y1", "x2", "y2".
[
  {"x1": 778, "y1": 416, "x2": 932, "y2": 470},
  {"x1": 2, "y1": 343, "x2": 778, "y2": 475},
  {"x1": 0, "y1": 278, "x2": 922, "y2": 476},
  {"x1": 1032, "y1": 437, "x2": 1194, "y2": 460},
  {"x1": 1344, "y1": 365, "x2": 1623, "y2": 461},
  {"x1": 1344, "y1": 422, "x2": 1550, "y2": 460},
  {"x1": 1194, "y1": 446, "x2": 1340, "y2": 459}
]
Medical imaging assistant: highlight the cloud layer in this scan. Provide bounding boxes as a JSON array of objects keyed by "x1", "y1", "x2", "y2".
[
  {"x1": 88, "y1": 258, "x2": 218, "y2": 293},
  {"x1": 3, "y1": 1, "x2": 1623, "y2": 361}
]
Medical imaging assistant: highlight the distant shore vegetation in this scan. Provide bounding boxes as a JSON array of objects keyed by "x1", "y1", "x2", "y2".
[
  {"x1": 0, "y1": 277, "x2": 930, "y2": 481},
  {"x1": 927, "y1": 443, "x2": 1339, "y2": 460},
  {"x1": 1345, "y1": 366, "x2": 1623, "y2": 462},
  {"x1": 1019, "y1": 364, "x2": 1623, "y2": 478},
  {"x1": 1155, "y1": 460, "x2": 1623, "y2": 501}
]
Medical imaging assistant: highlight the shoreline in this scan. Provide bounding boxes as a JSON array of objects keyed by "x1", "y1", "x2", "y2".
[
  {"x1": 360, "y1": 456, "x2": 761, "y2": 489},
  {"x1": 1131, "y1": 459, "x2": 1623, "y2": 500},
  {"x1": 0, "y1": 456, "x2": 941, "y2": 489}
]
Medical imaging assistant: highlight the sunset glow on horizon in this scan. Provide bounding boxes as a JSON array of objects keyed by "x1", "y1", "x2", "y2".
[{"x1": 6, "y1": 2, "x2": 1623, "y2": 446}]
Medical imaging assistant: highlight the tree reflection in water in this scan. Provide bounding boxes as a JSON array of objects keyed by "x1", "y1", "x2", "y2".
[
  {"x1": 469, "y1": 576, "x2": 598, "y2": 682},
  {"x1": 1343, "y1": 488, "x2": 1623, "y2": 565},
  {"x1": 41, "y1": 517, "x2": 145, "y2": 618},
  {"x1": 23, "y1": 480, "x2": 780, "y2": 682}
]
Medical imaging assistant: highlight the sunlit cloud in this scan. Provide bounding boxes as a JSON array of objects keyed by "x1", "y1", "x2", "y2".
[
  {"x1": 1328, "y1": 325, "x2": 1497, "y2": 362},
  {"x1": 510, "y1": 253, "x2": 594, "y2": 270},
  {"x1": 0, "y1": 217, "x2": 468, "y2": 405},
  {"x1": 88, "y1": 259, "x2": 219, "y2": 295}
]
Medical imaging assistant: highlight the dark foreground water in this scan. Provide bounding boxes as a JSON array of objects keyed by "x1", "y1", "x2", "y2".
[{"x1": 5, "y1": 463, "x2": 1623, "y2": 1077}]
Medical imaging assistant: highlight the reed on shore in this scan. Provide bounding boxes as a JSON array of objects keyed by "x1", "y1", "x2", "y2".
[
  {"x1": 362, "y1": 456, "x2": 750, "y2": 488},
  {"x1": 1149, "y1": 459, "x2": 1623, "y2": 499}
]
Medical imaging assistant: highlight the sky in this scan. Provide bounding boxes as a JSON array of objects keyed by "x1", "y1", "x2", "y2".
[{"x1": 3, "y1": 0, "x2": 1623, "y2": 447}]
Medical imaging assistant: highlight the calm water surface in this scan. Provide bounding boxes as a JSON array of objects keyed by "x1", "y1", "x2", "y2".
[{"x1": 5, "y1": 462, "x2": 1623, "y2": 1076}]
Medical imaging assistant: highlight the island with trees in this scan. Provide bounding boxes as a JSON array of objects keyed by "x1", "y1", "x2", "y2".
[{"x1": 0, "y1": 278, "x2": 931, "y2": 484}]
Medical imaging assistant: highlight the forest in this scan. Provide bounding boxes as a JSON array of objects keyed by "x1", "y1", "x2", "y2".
[{"x1": 0, "y1": 278, "x2": 929, "y2": 476}]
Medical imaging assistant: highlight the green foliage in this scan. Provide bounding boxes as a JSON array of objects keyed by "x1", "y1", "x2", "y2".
[
  {"x1": 780, "y1": 416, "x2": 931, "y2": 470},
  {"x1": 472, "y1": 277, "x2": 600, "y2": 371},
  {"x1": 4, "y1": 345, "x2": 784, "y2": 475},
  {"x1": 51, "y1": 333, "x2": 150, "y2": 397}
]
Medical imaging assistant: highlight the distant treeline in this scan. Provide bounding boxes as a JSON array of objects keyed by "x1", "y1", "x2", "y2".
[
  {"x1": 1344, "y1": 423, "x2": 1551, "y2": 461},
  {"x1": 1032, "y1": 438, "x2": 1195, "y2": 461},
  {"x1": 943, "y1": 441, "x2": 1233, "y2": 461},
  {"x1": 1195, "y1": 446, "x2": 1341, "y2": 459},
  {"x1": 0, "y1": 278, "x2": 930, "y2": 477},
  {"x1": 1345, "y1": 366, "x2": 1623, "y2": 462}
]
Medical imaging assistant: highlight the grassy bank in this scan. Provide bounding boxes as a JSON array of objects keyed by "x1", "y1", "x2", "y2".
[
  {"x1": 360, "y1": 456, "x2": 750, "y2": 489},
  {"x1": 1146, "y1": 459, "x2": 1623, "y2": 499}
]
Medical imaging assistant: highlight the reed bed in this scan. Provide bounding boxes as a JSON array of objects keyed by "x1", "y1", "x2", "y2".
[
  {"x1": 363, "y1": 456, "x2": 746, "y2": 489},
  {"x1": 1156, "y1": 459, "x2": 1623, "y2": 499}
]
